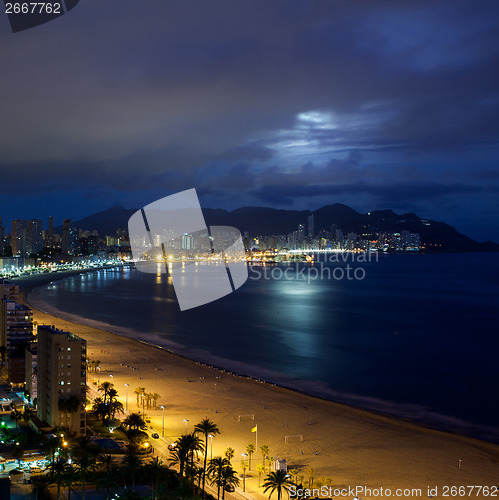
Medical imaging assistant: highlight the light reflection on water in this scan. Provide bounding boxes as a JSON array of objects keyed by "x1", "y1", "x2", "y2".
[{"x1": 29, "y1": 253, "x2": 499, "y2": 441}]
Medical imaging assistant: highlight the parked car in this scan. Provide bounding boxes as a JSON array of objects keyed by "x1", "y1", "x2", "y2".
[
  {"x1": 151, "y1": 433, "x2": 159, "y2": 439},
  {"x1": 10, "y1": 469, "x2": 23, "y2": 475},
  {"x1": 224, "y1": 484, "x2": 235, "y2": 492},
  {"x1": 168, "y1": 443, "x2": 177, "y2": 451}
]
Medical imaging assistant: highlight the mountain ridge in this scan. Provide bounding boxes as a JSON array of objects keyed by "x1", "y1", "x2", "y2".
[{"x1": 60, "y1": 204, "x2": 499, "y2": 253}]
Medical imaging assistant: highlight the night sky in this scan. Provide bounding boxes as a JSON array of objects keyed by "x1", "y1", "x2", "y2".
[{"x1": 1, "y1": 0, "x2": 499, "y2": 241}]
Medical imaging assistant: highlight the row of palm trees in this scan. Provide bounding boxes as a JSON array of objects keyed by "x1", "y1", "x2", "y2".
[
  {"x1": 168, "y1": 427, "x2": 239, "y2": 500},
  {"x1": 40, "y1": 435, "x2": 180, "y2": 500},
  {"x1": 86, "y1": 358, "x2": 101, "y2": 373},
  {"x1": 133, "y1": 386, "x2": 161, "y2": 410},
  {"x1": 288, "y1": 466, "x2": 332, "y2": 490},
  {"x1": 87, "y1": 387, "x2": 316, "y2": 500},
  {"x1": 167, "y1": 418, "x2": 303, "y2": 500},
  {"x1": 38, "y1": 412, "x2": 315, "y2": 500}
]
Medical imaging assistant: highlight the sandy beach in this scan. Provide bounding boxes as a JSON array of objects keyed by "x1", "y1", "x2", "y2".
[{"x1": 18, "y1": 275, "x2": 499, "y2": 499}]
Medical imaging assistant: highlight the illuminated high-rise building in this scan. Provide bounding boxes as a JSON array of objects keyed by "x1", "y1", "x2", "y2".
[
  {"x1": 28, "y1": 219, "x2": 44, "y2": 255},
  {"x1": 0, "y1": 297, "x2": 33, "y2": 352},
  {"x1": 12, "y1": 220, "x2": 28, "y2": 257},
  {"x1": 36, "y1": 325, "x2": 87, "y2": 434},
  {"x1": 308, "y1": 214, "x2": 314, "y2": 239},
  {"x1": 61, "y1": 219, "x2": 77, "y2": 255},
  {"x1": 46, "y1": 215, "x2": 55, "y2": 248}
]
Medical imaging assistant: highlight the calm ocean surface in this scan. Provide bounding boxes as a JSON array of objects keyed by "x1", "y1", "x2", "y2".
[{"x1": 29, "y1": 253, "x2": 499, "y2": 442}]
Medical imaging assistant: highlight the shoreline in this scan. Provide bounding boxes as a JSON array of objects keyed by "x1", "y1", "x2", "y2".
[
  {"x1": 26, "y1": 289, "x2": 499, "y2": 446},
  {"x1": 23, "y1": 270, "x2": 499, "y2": 446},
  {"x1": 15, "y1": 273, "x2": 499, "y2": 497}
]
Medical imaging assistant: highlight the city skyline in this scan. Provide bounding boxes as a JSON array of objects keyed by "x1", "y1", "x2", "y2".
[{"x1": 1, "y1": 200, "x2": 491, "y2": 262}]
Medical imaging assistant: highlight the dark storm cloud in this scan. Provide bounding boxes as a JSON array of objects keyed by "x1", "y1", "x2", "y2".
[
  {"x1": 252, "y1": 182, "x2": 493, "y2": 206},
  {"x1": 2, "y1": 0, "x2": 498, "y2": 166},
  {"x1": 1, "y1": 0, "x2": 499, "y2": 240}
]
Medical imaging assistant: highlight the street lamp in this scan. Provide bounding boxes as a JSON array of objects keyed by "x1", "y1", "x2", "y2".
[
  {"x1": 183, "y1": 419, "x2": 189, "y2": 433},
  {"x1": 96, "y1": 366, "x2": 100, "y2": 386},
  {"x1": 241, "y1": 453, "x2": 248, "y2": 492},
  {"x1": 160, "y1": 406, "x2": 165, "y2": 437},
  {"x1": 208, "y1": 434, "x2": 214, "y2": 460},
  {"x1": 141, "y1": 394, "x2": 145, "y2": 419},
  {"x1": 125, "y1": 384, "x2": 129, "y2": 411}
]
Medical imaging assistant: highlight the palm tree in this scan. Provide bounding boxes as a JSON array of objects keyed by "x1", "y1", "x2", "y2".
[
  {"x1": 134, "y1": 387, "x2": 145, "y2": 406},
  {"x1": 224, "y1": 447, "x2": 234, "y2": 461},
  {"x1": 62, "y1": 462, "x2": 77, "y2": 500},
  {"x1": 123, "y1": 450, "x2": 143, "y2": 492},
  {"x1": 71, "y1": 435, "x2": 101, "y2": 500},
  {"x1": 107, "y1": 387, "x2": 118, "y2": 401},
  {"x1": 98, "y1": 454, "x2": 116, "y2": 473},
  {"x1": 65, "y1": 395, "x2": 82, "y2": 431},
  {"x1": 92, "y1": 397, "x2": 108, "y2": 422},
  {"x1": 170, "y1": 433, "x2": 204, "y2": 485},
  {"x1": 298, "y1": 474, "x2": 305, "y2": 488},
  {"x1": 194, "y1": 417, "x2": 220, "y2": 498},
  {"x1": 246, "y1": 443, "x2": 255, "y2": 470},
  {"x1": 150, "y1": 393, "x2": 160, "y2": 409},
  {"x1": 123, "y1": 412, "x2": 146, "y2": 431},
  {"x1": 263, "y1": 470, "x2": 295, "y2": 500},
  {"x1": 144, "y1": 393, "x2": 151, "y2": 410},
  {"x1": 52, "y1": 458, "x2": 69, "y2": 500},
  {"x1": 306, "y1": 467, "x2": 315, "y2": 488},
  {"x1": 22, "y1": 406, "x2": 35, "y2": 424},
  {"x1": 221, "y1": 463, "x2": 240, "y2": 500},
  {"x1": 144, "y1": 456, "x2": 166, "y2": 499},
  {"x1": 109, "y1": 399, "x2": 124, "y2": 420},
  {"x1": 183, "y1": 432, "x2": 204, "y2": 480},
  {"x1": 169, "y1": 441, "x2": 189, "y2": 485},
  {"x1": 96, "y1": 454, "x2": 117, "y2": 500},
  {"x1": 207, "y1": 457, "x2": 230, "y2": 500},
  {"x1": 260, "y1": 444, "x2": 270, "y2": 468},
  {"x1": 288, "y1": 468, "x2": 299, "y2": 485},
  {"x1": 58, "y1": 398, "x2": 69, "y2": 428},
  {"x1": 87, "y1": 359, "x2": 101, "y2": 373},
  {"x1": 316, "y1": 476, "x2": 332, "y2": 488},
  {"x1": 43, "y1": 435, "x2": 62, "y2": 477},
  {"x1": 98, "y1": 381, "x2": 114, "y2": 404},
  {"x1": 293, "y1": 478, "x2": 307, "y2": 500},
  {"x1": 257, "y1": 463, "x2": 266, "y2": 487}
]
